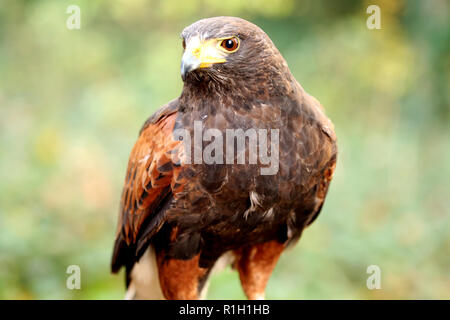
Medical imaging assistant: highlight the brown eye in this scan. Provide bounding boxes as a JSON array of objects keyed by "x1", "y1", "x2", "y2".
[
  {"x1": 220, "y1": 37, "x2": 239, "y2": 51},
  {"x1": 182, "y1": 39, "x2": 186, "y2": 49}
]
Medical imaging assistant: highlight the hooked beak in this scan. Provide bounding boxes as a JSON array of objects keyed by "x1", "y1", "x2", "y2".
[
  {"x1": 181, "y1": 51, "x2": 201, "y2": 81},
  {"x1": 180, "y1": 38, "x2": 227, "y2": 81}
]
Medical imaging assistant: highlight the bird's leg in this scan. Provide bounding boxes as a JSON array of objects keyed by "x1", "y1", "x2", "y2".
[
  {"x1": 234, "y1": 240, "x2": 285, "y2": 300},
  {"x1": 156, "y1": 252, "x2": 208, "y2": 300}
]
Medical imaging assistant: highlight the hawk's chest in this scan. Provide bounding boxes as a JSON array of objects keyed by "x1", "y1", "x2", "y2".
[{"x1": 174, "y1": 103, "x2": 304, "y2": 212}]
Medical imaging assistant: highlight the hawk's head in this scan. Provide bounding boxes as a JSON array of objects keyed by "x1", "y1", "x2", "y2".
[{"x1": 180, "y1": 16, "x2": 290, "y2": 88}]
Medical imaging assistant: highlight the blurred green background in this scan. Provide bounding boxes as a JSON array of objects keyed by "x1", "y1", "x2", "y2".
[{"x1": 0, "y1": 0, "x2": 449, "y2": 299}]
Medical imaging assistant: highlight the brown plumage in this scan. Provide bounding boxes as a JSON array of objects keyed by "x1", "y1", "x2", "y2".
[{"x1": 111, "y1": 16, "x2": 337, "y2": 300}]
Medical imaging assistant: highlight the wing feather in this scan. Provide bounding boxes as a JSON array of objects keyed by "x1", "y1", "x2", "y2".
[{"x1": 111, "y1": 101, "x2": 183, "y2": 273}]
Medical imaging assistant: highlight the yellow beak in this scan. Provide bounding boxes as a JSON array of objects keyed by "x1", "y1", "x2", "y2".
[{"x1": 181, "y1": 37, "x2": 227, "y2": 80}]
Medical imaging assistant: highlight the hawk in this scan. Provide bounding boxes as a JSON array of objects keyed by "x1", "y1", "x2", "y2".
[{"x1": 111, "y1": 16, "x2": 337, "y2": 300}]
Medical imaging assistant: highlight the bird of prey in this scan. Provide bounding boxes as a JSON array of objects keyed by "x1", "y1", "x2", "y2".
[{"x1": 111, "y1": 16, "x2": 337, "y2": 300}]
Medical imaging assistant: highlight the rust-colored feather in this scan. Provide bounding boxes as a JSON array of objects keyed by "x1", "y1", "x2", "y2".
[{"x1": 111, "y1": 101, "x2": 184, "y2": 273}]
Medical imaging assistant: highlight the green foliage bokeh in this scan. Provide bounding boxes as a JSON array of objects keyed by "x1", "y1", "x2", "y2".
[{"x1": 0, "y1": 0, "x2": 449, "y2": 299}]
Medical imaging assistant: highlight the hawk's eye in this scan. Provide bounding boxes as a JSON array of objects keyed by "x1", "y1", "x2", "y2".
[{"x1": 220, "y1": 37, "x2": 239, "y2": 52}]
